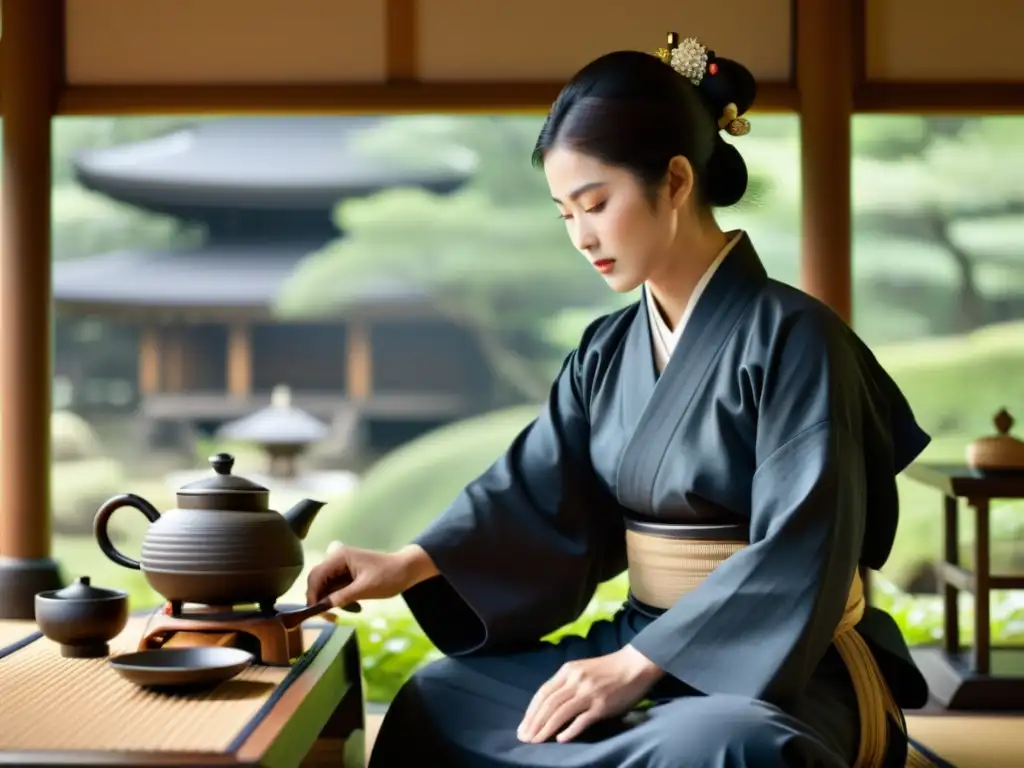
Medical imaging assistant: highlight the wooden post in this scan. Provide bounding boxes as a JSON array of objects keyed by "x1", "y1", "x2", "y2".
[
  {"x1": 0, "y1": 0, "x2": 65, "y2": 618},
  {"x1": 346, "y1": 321, "x2": 373, "y2": 401},
  {"x1": 138, "y1": 325, "x2": 162, "y2": 395},
  {"x1": 163, "y1": 326, "x2": 186, "y2": 392},
  {"x1": 796, "y1": 0, "x2": 863, "y2": 600},
  {"x1": 227, "y1": 322, "x2": 252, "y2": 398},
  {"x1": 796, "y1": 0, "x2": 855, "y2": 324}
]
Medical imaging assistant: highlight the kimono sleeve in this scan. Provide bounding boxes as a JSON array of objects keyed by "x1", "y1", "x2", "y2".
[
  {"x1": 628, "y1": 309, "x2": 925, "y2": 706},
  {"x1": 401, "y1": 326, "x2": 626, "y2": 657}
]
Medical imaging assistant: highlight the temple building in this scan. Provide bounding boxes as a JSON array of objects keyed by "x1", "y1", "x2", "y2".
[{"x1": 52, "y1": 117, "x2": 513, "y2": 454}]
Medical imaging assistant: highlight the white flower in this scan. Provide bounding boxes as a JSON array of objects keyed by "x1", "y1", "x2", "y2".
[{"x1": 669, "y1": 37, "x2": 709, "y2": 85}]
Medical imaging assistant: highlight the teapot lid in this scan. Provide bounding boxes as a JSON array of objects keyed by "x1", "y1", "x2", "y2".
[
  {"x1": 52, "y1": 576, "x2": 123, "y2": 601},
  {"x1": 179, "y1": 453, "x2": 269, "y2": 499}
]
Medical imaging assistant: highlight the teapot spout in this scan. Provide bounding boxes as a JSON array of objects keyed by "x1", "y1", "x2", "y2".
[{"x1": 283, "y1": 499, "x2": 326, "y2": 541}]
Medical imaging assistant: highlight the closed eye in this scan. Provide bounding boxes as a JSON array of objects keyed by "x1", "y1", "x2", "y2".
[{"x1": 557, "y1": 200, "x2": 607, "y2": 220}]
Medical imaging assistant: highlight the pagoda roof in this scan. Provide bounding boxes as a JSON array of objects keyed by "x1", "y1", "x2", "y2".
[
  {"x1": 72, "y1": 117, "x2": 474, "y2": 211},
  {"x1": 52, "y1": 243, "x2": 429, "y2": 310}
]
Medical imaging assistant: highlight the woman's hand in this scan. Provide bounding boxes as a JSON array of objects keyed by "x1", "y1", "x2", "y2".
[
  {"x1": 305, "y1": 543, "x2": 438, "y2": 609},
  {"x1": 517, "y1": 645, "x2": 665, "y2": 744}
]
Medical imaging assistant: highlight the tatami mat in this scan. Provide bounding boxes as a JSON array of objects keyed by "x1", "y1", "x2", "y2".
[
  {"x1": 0, "y1": 617, "x2": 323, "y2": 753},
  {"x1": 0, "y1": 620, "x2": 40, "y2": 652}
]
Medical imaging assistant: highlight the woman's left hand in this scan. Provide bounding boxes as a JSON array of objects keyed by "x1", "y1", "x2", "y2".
[{"x1": 517, "y1": 645, "x2": 665, "y2": 744}]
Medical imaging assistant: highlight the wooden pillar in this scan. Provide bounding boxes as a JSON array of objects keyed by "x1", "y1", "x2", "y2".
[
  {"x1": 346, "y1": 321, "x2": 373, "y2": 401},
  {"x1": 0, "y1": 0, "x2": 65, "y2": 617},
  {"x1": 796, "y1": 0, "x2": 865, "y2": 601},
  {"x1": 796, "y1": 0, "x2": 855, "y2": 324},
  {"x1": 227, "y1": 322, "x2": 252, "y2": 398},
  {"x1": 138, "y1": 325, "x2": 162, "y2": 395},
  {"x1": 163, "y1": 326, "x2": 186, "y2": 392}
]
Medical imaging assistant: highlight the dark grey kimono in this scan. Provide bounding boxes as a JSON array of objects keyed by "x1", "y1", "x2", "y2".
[{"x1": 369, "y1": 235, "x2": 931, "y2": 768}]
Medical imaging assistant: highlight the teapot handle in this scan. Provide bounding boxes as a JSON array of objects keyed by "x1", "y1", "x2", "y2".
[{"x1": 93, "y1": 493, "x2": 161, "y2": 570}]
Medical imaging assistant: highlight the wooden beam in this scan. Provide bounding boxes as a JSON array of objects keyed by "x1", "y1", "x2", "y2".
[
  {"x1": 1, "y1": 0, "x2": 1017, "y2": 116},
  {"x1": 53, "y1": 80, "x2": 801, "y2": 116},
  {"x1": 850, "y1": 0, "x2": 1024, "y2": 114},
  {"x1": 854, "y1": 82, "x2": 1024, "y2": 114},
  {"x1": 795, "y1": 0, "x2": 855, "y2": 323},
  {"x1": 47, "y1": 77, "x2": 1024, "y2": 118},
  {"x1": 0, "y1": 0, "x2": 64, "y2": 618}
]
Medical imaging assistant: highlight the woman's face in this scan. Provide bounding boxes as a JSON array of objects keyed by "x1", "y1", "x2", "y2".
[{"x1": 544, "y1": 146, "x2": 691, "y2": 293}]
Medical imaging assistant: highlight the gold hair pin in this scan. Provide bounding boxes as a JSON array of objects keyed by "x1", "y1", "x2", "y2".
[{"x1": 718, "y1": 103, "x2": 751, "y2": 136}]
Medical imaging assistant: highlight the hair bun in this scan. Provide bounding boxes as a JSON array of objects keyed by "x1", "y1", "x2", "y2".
[
  {"x1": 695, "y1": 54, "x2": 755, "y2": 207},
  {"x1": 697, "y1": 56, "x2": 757, "y2": 128},
  {"x1": 704, "y1": 135, "x2": 747, "y2": 207}
]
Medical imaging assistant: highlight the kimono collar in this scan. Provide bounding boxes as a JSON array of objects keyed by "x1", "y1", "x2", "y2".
[
  {"x1": 616, "y1": 230, "x2": 769, "y2": 507},
  {"x1": 625, "y1": 229, "x2": 768, "y2": 385},
  {"x1": 645, "y1": 230, "x2": 746, "y2": 366},
  {"x1": 696, "y1": 230, "x2": 768, "y2": 299}
]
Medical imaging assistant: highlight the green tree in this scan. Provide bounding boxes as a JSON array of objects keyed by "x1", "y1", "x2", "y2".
[
  {"x1": 277, "y1": 115, "x2": 786, "y2": 379},
  {"x1": 50, "y1": 117, "x2": 207, "y2": 261},
  {"x1": 277, "y1": 116, "x2": 622, "y2": 385},
  {"x1": 851, "y1": 116, "x2": 1024, "y2": 333}
]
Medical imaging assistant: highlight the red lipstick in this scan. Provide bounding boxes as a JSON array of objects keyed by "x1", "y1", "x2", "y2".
[{"x1": 593, "y1": 259, "x2": 615, "y2": 274}]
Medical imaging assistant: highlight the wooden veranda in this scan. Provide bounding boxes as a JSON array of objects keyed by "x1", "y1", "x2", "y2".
[{"x1": 1, "y1": 1, "x2": 1022, "y2": 763}]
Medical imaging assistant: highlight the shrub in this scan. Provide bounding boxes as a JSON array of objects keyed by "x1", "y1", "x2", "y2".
[
  {"x1": 306, "y1": 405, "x2": 539, "y2": 553},
  {"x1": 51, "y1": 410, "x2": 105, "y2": 461},
  {"x1": 51, "y1": 458, "x2": 126, "y2": 535}
]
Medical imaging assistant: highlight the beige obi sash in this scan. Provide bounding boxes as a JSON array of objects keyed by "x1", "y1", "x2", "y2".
[{"x1": 625, "y1": 524, "x2": 905, "y2": 768}]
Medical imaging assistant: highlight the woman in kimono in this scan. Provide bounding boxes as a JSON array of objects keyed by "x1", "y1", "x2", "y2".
[{"x1": 307, "y1": 36, "x2": 933, "y2": 768}]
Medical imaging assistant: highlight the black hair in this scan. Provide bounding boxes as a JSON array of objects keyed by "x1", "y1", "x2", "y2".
[{"x1": 532, "y1": 46, "x2": 757, "y2": 208}]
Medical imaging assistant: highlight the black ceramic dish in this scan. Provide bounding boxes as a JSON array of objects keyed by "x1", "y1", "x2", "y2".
[{"x1": 109, "y1": 646, "x2": 254, "y2": 689}]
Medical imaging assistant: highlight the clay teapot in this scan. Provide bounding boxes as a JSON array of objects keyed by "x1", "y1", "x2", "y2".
[{"x1": 94, "y1": 453, "x2": 325, "y2": 614}]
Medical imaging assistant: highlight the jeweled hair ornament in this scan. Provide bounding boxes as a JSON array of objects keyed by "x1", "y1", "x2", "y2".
[
  {"x1": 652, "y1": 31, "x2": 751, "y2": 136},
  {"x1": 719, "y1": 103, "x2": 751, "y2": 136}
]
